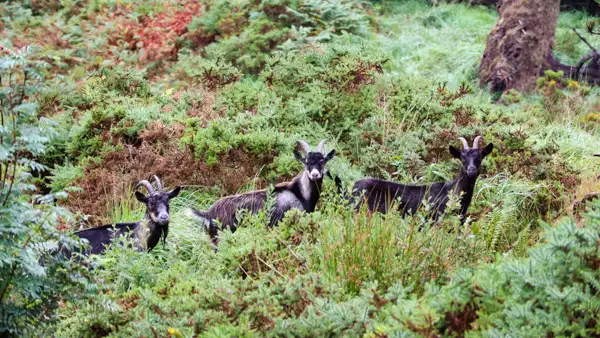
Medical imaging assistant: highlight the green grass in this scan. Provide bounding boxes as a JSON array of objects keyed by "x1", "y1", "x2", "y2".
[
  {"x1": 375, "y1": 1, "x2": 497, "y2": 87},
  {"x1": 105, "y1": 183, "x2": 146, "y2": 225}
]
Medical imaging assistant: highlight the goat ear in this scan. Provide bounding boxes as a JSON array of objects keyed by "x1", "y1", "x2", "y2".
[
  {"x1": 449, "y1": 145, "x2": 461, "y2": 159},
  {"x1": 482, "y1": 143, "x2": 494, "y2": 157},
  {"x1": 167, "y1": 186, "x2": 181, "y2": 199},
  {"x1": 325, "y1": 149, "x2": 336, "y2": 162},
  {"x1": 293, "y1": 149, "x2": 305, "y2": 163},
  {"x1": 135, "y1": 191, "x2": 148, "y2": 203}
]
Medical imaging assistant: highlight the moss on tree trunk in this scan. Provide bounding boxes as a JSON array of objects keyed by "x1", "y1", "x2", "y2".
[{"x1": 478, "y1": 0, "x2": 561, "y2": 93}]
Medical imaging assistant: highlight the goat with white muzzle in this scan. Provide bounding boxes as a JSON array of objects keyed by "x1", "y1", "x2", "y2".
[
  {"x1": 189, "y1": 139, "x2": 336, "y2": 244},
  {"x1": 352, "y1": 136, "x2": 493, "y2": 223},
  {"x1": 69, "y1": 176, "x2": 181, "y2": 256}
]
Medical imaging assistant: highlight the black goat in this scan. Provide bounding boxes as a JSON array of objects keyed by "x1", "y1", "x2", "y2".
[
  {"x1": 189, "y1": 139, "x2": 335, "y2": 244},
  {"x1": 353, "y1": 136, "x2": 493, "y2": 222},
  {"x1": 71, "y1": 176, "x2": 181, "y2": 256}
]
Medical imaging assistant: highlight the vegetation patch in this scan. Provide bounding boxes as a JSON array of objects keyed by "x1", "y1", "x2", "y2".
[{"x1": 3, "y1": 0, "x2": 600, "y2": 336}]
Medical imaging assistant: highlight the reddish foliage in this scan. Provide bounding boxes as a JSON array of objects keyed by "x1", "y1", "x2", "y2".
[
  {"x1": 437, "y1": 82, "x2": 473, "y2": 107},
  {"x1": 111, "y1": 1, "x2": 202, "y2": 63},
  {"x1": 331, "y1": 60, "x2": 384, "y2": 93},
  {"x1": 427, "y1": 129, "x2": 459, "y2": 160},
  {"x1": 404, "y1": 319, "x2": 440, "y2": 338},
  {"x1": 56, "y1": 217, "x2": 69, "y2": 231},
  {"x1": 174, "y1": 89, "x2": 221, "y2": 126},
  {"x1": 282, "y1": 288, "x2": 312, "y2": 317},
  {"x1": 371, "y1": 289, "x2": 389, "y2": 310},
  {"x1": 443, "y1": 303, "x2": 478, "y2": 335},
  {"x1": 117, "y1": 294, "x2": 140, "y2": 312},
  {"x1": 452, "y1": 106, "x2": 476, "y2": 127}
]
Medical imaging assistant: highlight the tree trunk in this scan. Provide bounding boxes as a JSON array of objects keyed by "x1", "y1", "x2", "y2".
[{"x1": 478, "y1": 0, "x2": 561, "y2": 93}]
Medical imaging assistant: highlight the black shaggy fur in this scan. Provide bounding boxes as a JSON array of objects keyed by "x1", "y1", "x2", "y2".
[
  {"x1": 353, "y1": 139, "x2": 493, "y2": 223},
  {"x1": 68, "y1": 177, "x2": 180, "y2": 256},
  {"x1": 190, "y1": 140, "x2": 335, "y2": 244}
]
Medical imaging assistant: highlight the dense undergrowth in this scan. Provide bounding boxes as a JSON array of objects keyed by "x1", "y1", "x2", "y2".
[{"x1": 1, "y1": 0, "x2": 600, "y2": 336}]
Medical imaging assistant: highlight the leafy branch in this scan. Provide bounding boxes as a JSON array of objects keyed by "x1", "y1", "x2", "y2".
[{"x1": 0, "y1": 45, "x2": 90, "y2": 335}]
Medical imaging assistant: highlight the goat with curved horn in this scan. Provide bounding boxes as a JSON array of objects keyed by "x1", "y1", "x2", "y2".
[
  {"x1": 190, "y1": 140, "x2": 336, "y2": 245},
  {"x1": 316, "y1": 139, "x2": 328, "y2": 154},
  {"x1": 457, "y1": 137, "x2": 470, "y2": 150},
  {"x1": 67, "y1": 176, "x2": 181, "y2": 256},
  {"x1": 353, "y1": 136, "x2": 494, "y2": 225},
  {"x1": 472, "y1": 136, "x2": 482, "y2": 149},
  {"x1": 136, "y1": 180, "x2": 155, "y2": 195},
  {"x1": 153, "y1": 175, "x2": 163, "y2": 192}
]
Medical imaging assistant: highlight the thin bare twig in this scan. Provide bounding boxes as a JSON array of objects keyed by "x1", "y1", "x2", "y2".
[
  {"x1": 255, "y1": 254, "x2": 287, "y2": 280},
  {"x1": 572, "y1": 27, "x2": 597, "y2": 52},
  {"x1": 16, "y1": 70, "x2": 27, "y2": 107},
  {"x1": 0, "y1": 70, "x2": 3, "y2": 145},
  {"x1": 150, "y1": 326, "x2": 159, "y2": 338},
  {"x1": 573, "y1": 192, "x2": 600, "y2": 213},
  {"x1": 3, "y1": 98, "x2": 19, "y2": 206},
  {"x1": 275, "y1": 236, "x2": 305, "y2": 266},
  {"x1": 3, "y1": 156, "x2": 17, "y2": 206},
  {"x1": 237, "y1": 263, "x2": 254, "y2": 281}
]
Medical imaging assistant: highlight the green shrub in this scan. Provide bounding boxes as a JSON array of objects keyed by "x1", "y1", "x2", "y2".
[
  {"x1": 43, "y1": 66, "x2": 189, "y2": 163},
  {"x1": 0, "y1": 46, "x2": 89, "y2": 335},
  {"x1": 186, "y1": 0, "x2": 370, "y2": 73},
  {"x1": 314, "y1": 192, "x2": 489, "y2": 295},
  {"x1": 175, "y1": 52, "x2": 242, "y2": 90},
  {"x1": 48, "y1": 163, "x2": 84, "y2": 193},
  {"x1": 259, "y1": 42, "x2": 386, "y2": 138}
]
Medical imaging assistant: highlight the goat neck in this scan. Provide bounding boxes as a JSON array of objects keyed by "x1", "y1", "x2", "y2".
[
  {"x1": 135, "y1": 212, "x2": 167, "y2": 251},
  {"x1": 452, "y1": 166, "x2": 478, "y2": 217},
  {"x1": 297, "y1": 170, "x2": 323, "y2": 212}
]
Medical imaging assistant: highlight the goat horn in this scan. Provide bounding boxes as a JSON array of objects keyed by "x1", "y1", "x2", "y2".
[
  {"x1": 136, "y1": 180, "x2": 155, "y2": 195},
  {"x1": 153, "y1": 175, "x2": 163, "y2": 191},
  {"x1": 316, "y1": 138, "x2": 328, "y2": 154},
  {"x1": 472, "y1": 136, "x2": 482, "y2": 149},
  {"x1": 457, "y1": 137, "x2": 469, "y2": 150},
  {"x1": 297, "y1": 140, "x2": 311, "y2": 154}
]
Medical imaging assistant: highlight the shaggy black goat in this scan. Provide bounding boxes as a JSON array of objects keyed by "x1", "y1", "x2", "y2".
[
  {"x1": 71, "y1": 176, "x2": 181, "y2": 256},
  {"x1": 189, "y1": 139, "x2": 335, "y2": 243},
  {"x1": 353, "y1": 136, "x2": 493, "y2": 222}
]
